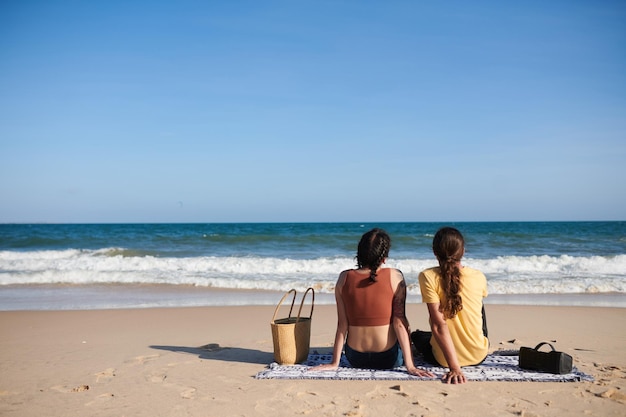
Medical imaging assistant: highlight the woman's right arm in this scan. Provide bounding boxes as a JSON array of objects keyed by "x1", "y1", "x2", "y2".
[
  {"x1": 427, "y1": 302, "x2": 466, "y2": 384},
  {"x1": 310, "y1": 272, "x2": 348, "y2": 370},
  {"x1": 391, "y1": 272, "x2": 434, "y2": 377}
]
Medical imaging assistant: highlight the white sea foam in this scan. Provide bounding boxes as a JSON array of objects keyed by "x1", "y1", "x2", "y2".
[{"x1": 0, "y1": 249, "x2": 624, "y2": 295}]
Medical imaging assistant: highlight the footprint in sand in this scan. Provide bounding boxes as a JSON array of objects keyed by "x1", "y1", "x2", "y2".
[
  {"x1": 95, "y1": 368, "x2": 116, "y2": 383},
  {"x1": 365, "y1": 386, "x2": 389, "y2": 399},
  {"x1": 85, "y1": 393, "x2": 115, "y2": 407},
  {"x1": 50, "y1": 385, "x2": 90, "y2": 393},
  {"x1": 126, "y1": 354, "x2": 160, "y2": 365},
  {"x1": 146, "y1": 372, "x2": 168, "y2": 383},
  {"x1": 596, "y1": 388, "x2": 626, "y2": 403},
  {"x1": 145, "y1": 368, "x2": 196, "y2": 399},
  {"x1": 180, "y1": 387, "x2": 197, "y2": 399}
]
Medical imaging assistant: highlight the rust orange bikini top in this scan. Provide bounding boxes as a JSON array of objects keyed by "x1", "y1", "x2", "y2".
[{"x1": 341, "y1": 268, "x2": 394, "y2": 326}]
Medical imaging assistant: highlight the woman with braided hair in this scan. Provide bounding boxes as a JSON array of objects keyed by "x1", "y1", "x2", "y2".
[
  {"x1": 312, "y1": 228, "x2": 433, "y2": 376},
  {"x1": 412, "y1": 227, "x2": 489, "y2": 384}
]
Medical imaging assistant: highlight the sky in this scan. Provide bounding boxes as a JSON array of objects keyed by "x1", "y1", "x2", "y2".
[{"x1": 1, "y1": 1, "x2": 625, "y2": 223}]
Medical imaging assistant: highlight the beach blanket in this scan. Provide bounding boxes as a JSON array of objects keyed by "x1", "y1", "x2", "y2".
[{"x1": 255, "y1": 351, "x2": 593, "y2": 382}]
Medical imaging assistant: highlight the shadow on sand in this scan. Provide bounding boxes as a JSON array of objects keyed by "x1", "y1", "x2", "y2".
[
  {"x1": 149, "y1": 343, "x2": 274, "y2": 365},
  {"x1": 150, "y1": 343, "x2": 332, "y2": 365}
]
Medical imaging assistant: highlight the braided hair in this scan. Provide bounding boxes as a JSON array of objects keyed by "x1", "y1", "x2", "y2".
[
  {"x1": 356, "y1": 228, "x2": 391, "y2": 282},
  {"x1": 432, "y1": 227, "x2": 465, "y2": 319}
]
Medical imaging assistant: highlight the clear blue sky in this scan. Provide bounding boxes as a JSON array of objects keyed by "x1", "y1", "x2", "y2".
[{"x1": 1, "y1": 1, "x2": 625, "y2": 223}]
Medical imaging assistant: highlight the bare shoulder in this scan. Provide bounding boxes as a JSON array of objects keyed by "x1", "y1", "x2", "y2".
[
  {"x1": 388, "y1": 268, "x2": 406, "y2": 292},
  {"x1": 338, "y1": 269, "x2": 352, "y2": 279},
  {"x1": 389, "y1": 268, "x2": 405, "y2": 282},
  {"x1": 336, "y1": 269, "x2": 351, "y2": 288}
]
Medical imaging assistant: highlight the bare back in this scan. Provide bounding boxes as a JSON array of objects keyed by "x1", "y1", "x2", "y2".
[{"x1": 336, "y1": 268, "x2": 405, "y2": 352}]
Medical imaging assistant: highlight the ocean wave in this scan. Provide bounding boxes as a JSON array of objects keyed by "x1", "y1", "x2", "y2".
[{"x1": 0, "y1": 249, "x2": 624, "y2": 295}]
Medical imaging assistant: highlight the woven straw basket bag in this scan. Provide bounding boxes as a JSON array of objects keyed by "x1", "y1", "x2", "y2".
[{"x1": 270, "y1": 288, "x2": 315, "y2": 365}]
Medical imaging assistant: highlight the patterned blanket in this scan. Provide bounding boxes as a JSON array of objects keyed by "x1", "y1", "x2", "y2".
[{"x1": 255, "y1": 351, "x2": 594, "y2": 382}]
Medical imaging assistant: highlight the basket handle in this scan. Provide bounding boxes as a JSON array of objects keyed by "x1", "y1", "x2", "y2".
[
  {"x1": 271, "y1": 289, "x2": 297, "y2": 323},
  {"x1": 295, "y1": 287, "x2": 315, "y2": 322},
  {"x1": 533, "y1": 342, "x2": 556, "y2": 352}
]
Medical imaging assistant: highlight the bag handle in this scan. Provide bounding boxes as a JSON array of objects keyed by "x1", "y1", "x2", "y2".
[
  {"x1": 271, "y1": 289, "x2": 297, "y2": 324},
  {"x1": 295, "y1": 287, "x2": 315, "y2": 322},
  {"x1": 533, "y1": 342, "x2": 556, "y2": 352}
]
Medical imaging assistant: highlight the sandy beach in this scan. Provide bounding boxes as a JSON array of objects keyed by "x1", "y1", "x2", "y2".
[{"x1": 1, "y1": 302, "x2": 624, "y2": 417}]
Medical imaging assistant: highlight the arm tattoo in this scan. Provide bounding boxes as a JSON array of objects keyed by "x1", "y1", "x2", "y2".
[{"x1": 392, "y1": 280, "x2": 407, "y2": 319}]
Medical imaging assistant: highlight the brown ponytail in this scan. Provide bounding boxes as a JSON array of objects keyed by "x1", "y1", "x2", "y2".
[{"x1": 432, "y1": 227, "x2": 465, "y2": 319}]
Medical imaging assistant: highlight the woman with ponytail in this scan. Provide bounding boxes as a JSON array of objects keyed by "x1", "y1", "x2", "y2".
[
  {"x1": 312, "y1": 228, "x2": 433, "y2": 376},
  {"x1": 412, "y1": 227, "x2": 489, "y2": 384}
]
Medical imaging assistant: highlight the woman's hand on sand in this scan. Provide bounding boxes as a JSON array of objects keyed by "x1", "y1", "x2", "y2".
[
  {"x1": 406, "y1": 366, "x2": 435, "y2": 378},
  {"x1": 442, "y1": 368, "x2": 466, "y2": 384}
]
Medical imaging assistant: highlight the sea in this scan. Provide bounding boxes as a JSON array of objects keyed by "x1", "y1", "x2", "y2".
[{"x1": 0, "y1": 222, "x2": 625, "y2": 310}]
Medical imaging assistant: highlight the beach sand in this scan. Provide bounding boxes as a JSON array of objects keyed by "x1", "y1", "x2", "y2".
[{"x1": 0, "y1": 303, "x2": 624, "y2": 417}]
